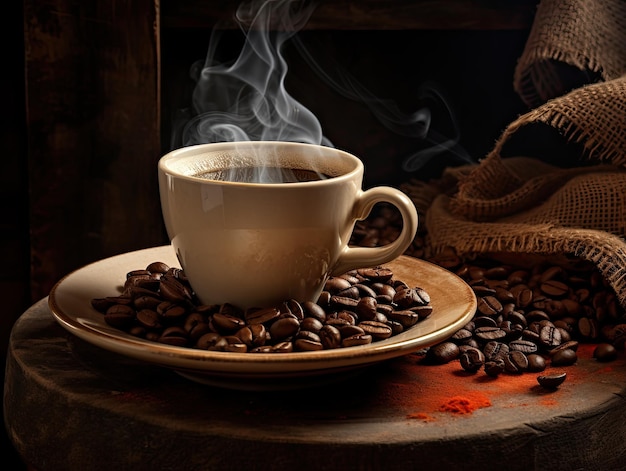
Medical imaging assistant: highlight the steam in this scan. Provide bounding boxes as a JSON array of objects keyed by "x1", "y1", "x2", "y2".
[
  {"x1": 179, "y1": 0, "x2": 330, "y2": 147},
  {"x1": 174, "y1": 0, "x2": 475, "y2": 173}
]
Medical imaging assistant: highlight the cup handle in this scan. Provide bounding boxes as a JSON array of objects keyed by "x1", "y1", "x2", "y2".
[{"x1": 331, "y1": 187, "x2": 419, "y2": 276}]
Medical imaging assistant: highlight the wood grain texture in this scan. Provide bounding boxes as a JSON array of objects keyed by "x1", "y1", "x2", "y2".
[
  {"x1": 161, "y1": 0, "x2": 538, "y2": 31},
  {"x1": 6, "y1": 299, "x2": 626, "y2": 471},
  {"x1": 24, "y1": 0, "x2": 165, "y2": 300}
]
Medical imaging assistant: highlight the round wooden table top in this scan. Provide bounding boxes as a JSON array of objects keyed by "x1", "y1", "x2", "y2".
[{"x1": 5, "y1": 299, "x2": 626, "y2": 470}]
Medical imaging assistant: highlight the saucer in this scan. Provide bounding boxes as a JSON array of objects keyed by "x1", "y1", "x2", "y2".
[{"x1": 49, "y1": 246, "x2": 476, "y2": 390}]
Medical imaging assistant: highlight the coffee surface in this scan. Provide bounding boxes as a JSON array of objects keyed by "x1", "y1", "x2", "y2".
[{"x1": 194, "y1": 166, "x2": 331, "y2": 183}]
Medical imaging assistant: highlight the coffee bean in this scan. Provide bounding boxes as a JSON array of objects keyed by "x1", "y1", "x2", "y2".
[
  {"x1": 146, "y1": 261, "x2": 170, "y2": 274},
  {"x1": 356, "y1": 296, "x2": 378, "y2": 320},
  {"x1": 477, "y1": 296, "x2": 503, "y2": 316},
  {"x1": 459, "y1": 347, "x2": 485, "y2": 372},
  {"x1": 104, "y1": 304, "x2": 136, "y2": 328},
  {"x1": 294, "y1": 338, "x2": 324, "y2": 351},
  {"x1": 503, "y1": 351, "x2": 529, "y2": 374},
  {"x1": 526, "y1": 354, "x2": 547, "y2": 372},
  {"x1": 551, "y1": 348, "x2": 577, "y2": 366},
  {"x1": 319, "y1": 325, "x2": 342, "y2": 350},
  {"x1": 358, "y1": 320, "x2": 392, "y2": 339},
  {"x1": 269, "y1": 315, "x2": 300, "y2": 340},
  {"x1": 484, "y1": 358, "x2": 506, "y2": 377},
  {"x1": 136, "y1": 309, "x2": 161, "y2": 329},
  {"x1": 593, "y1": 343, "x2": 618, "y2": 362},
  {"x1": 539, "y1": 324, "x2": 562, "y2": 349},
  {"x1": 509, "y1": 339, "x2": 538, "y2": 354},
  {"x1": 483, "y1": 341, "x2": 510, "y2": 361},
  {"x1": 475, "y1": 326, "x2": 507, "y2": 342},
  {"x1": 427, "y1": 342, "x2": 460, "y2": 364},
  {"x1": 245, "y1": 307, "x2": 280, "y2": 325},
  {"x1": 537, "y1": 372, "x2": 567, "y2": 389},
  {"x1": 388, "y1": 310, "x2": 420, "y2": 328},
  {"x1": 357, "y1": 267, "x2": 393, "y2": 282},
  {"x1": 342, "y1": 333, "x2": 373, "y2": 347},
  {"x1": 540, "y1": 280, "x2": 569, "y2": 298}
]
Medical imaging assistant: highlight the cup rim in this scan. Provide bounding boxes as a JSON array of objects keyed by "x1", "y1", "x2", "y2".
[{"x1": 158, "y1": 141, "x2": 364, "y2": 188}]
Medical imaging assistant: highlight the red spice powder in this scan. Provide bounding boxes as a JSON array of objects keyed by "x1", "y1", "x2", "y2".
[
  {"x1": 374, "y1": 342, "x2": 622, "y2": 421},
  {"x1": 439, "y1": 393, "x2": 492, "y2": 414}
]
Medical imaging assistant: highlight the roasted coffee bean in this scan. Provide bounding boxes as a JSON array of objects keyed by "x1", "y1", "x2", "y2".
[
  {"x1": 388, "y1": 310, "x2": 420, "y2": 328},
  {"x1": 330, "y1": 295, "x2": 359, "y2": 310},
  {"x1": 474, "y1": 316, "x2": 498, "y2": 328},
  {"x1": 548, "y1": 340, "x2": 579, "y2": 356},
  {"x1": 484, "y1": 358, "x2": 505, "y2": 377},
  {"x1": 526, "y1": 353, "x2": 547, "y2": 372},
  {"x1": 133, "y1": 295, "x2": 162, "y2": 310},
  {"x1": 319, "y1": 325, "x2": 342, "y2": 349},
  {"x1": 342, "y1": 333, "x2": 373, "y2": 347},
  {"x1": 477, "y1": 296, "x2": 503, "y2": 317},
  {"x1": 540, "y1": 280, "x2": 569, "y2": 298},
  {"x1": 483, "y1": 341, "x2": 509, "y2": 361},
  {"x1": 294, "y1": 338, "x2": 324, "y2": 351},
  {"x1": 357, "y1": 267, "x2": 393, "y2": 282},
  {"x1": 578, "y1": 317, "x2": 599, "y2": 339},
  {"x1": 301, "y1": 301, "x2": 326, "y2": 323},
  {"x1": 353, "y1": 283, "x2": 377, "y2": 298},
  {"x1": 372, "y1": 283, "x2": 396, "y2": 299},
  {"x1": 281, "y1": 299, "x2": 304, "y2": 320},
  {"x1": 212, "y1": 312, "x2": 246, "y2": 333},
  {"x1": 236, "y1": 324, "x2": 267, "y2": 348},
  {"x1": 551, "y1": 348, "x2": 577, "y2": 366},
  {"x1": 91, "y1": 296, "x2": 131, "y2": 313},
  {"x1": 393, "y1": 287, "x2": 426, "y2": 308},
  {"x1": 136, "y1": 309, "x2": 161, "y2": 329},
  {"x1": 427, "y1": 342, "x2": 460, "y2": 364},
  {"x1": 451, "y1": 328, "x2": 473, "y2": 342},
  {"x1": 459, "y1": 347, "x2": 485, "y2": 372},
  {"x1": 503, "y1": 351, "x2": 529, "y2": 374},
  {"x1": 593, "y1": 343, "x2": 618, "y2": 362},
  {"x1": 358, "y1": 320, "x2": 392, "y2": 339},
  {"x1": 537, "y1": 372, "x2": 567, "y2": 389},
  {"x1": 539, "y1": 324, "x2": 562, "y2": 349},
  {"x1": 159, "y1": 326, "x2": 189, "y2": 347},
  {"x1": 158, "y1": 303, "x2": 187, "y2": 321},
  {"x1": 159, "y1": 275, "x2": 192, "y2": 303},
  {"x1": 356, "y1": 296, "x2": 378, "y2": 320},
  {"x1": 196, "y1": 333, "x2": 227, "y2": 351},
  {"x1": 509, "y1": 339, "x2": 538, "y2": 354},
  {"x1": 269, "y1": 315, "x2": 300, "y2": 340},
  {"x1": 513, "y1": 287, "x2": 533, "y2": 308},
  {"x1": 339, "y1": 325, "x2": 365, "y2": 339},
  {"x1": 526, "y1": 310, "x2": 550, "y2": 322},
  {"x1": 104, "y1": 304, "x2": 136, "y2": 328},
  {"x1": 272, "y1": 341, "x2": 293, "y2": 353},
  {"x1": 300, "y1": 317, "x2": 323, "y2": 333},
  {"x1": 245, "y1": 307, "x2": 280, "y2": 325},
  {"x1": 475, "y1": 326, "x2": 507, "y2": 342},
  {"x1": 146, "y1": 261, "x2": 170, "y2": 274}
]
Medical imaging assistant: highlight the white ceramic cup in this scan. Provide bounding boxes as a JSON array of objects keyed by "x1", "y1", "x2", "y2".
[{"x1": 158, "y1": 141, "x2": 418, "y2": 309}]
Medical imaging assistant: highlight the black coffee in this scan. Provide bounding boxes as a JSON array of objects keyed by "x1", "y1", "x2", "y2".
[{"x1": 195, "y1": 166, "x2": 331, "y2": 184}]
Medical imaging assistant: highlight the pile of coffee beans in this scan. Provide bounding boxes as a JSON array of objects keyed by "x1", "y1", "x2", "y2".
[
  {"x1": 352, "y1": 201, "x2": 626, "y2": 387},
  {"x1": 424, "y1": 255, "x2": 625, "y2": 376},
  {"x1": 91, "y1": 263, "x2": 433, "y2": 353}
]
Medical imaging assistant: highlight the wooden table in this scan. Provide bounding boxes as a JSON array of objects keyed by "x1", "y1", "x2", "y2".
[{"x1": 5, "y1": 299, "x2": 626, "y2": 470}]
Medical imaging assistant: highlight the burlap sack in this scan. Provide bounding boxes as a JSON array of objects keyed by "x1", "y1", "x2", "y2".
[{"x1": 418, "y1": 0, "x2": 626, "y2": 308}]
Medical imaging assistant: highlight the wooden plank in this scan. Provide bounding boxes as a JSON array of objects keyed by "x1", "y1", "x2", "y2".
[
  {"x1": 24, "y1": 0, "x2": 164, "y2": 301},
  {"x1": 161, "y1": 0, "x2": 538, "y2": 31}
]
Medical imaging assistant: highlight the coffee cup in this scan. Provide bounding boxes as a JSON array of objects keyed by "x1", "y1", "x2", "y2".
[{"x1": 158, "y1": 141, "x2": 418, "y2": 309}]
